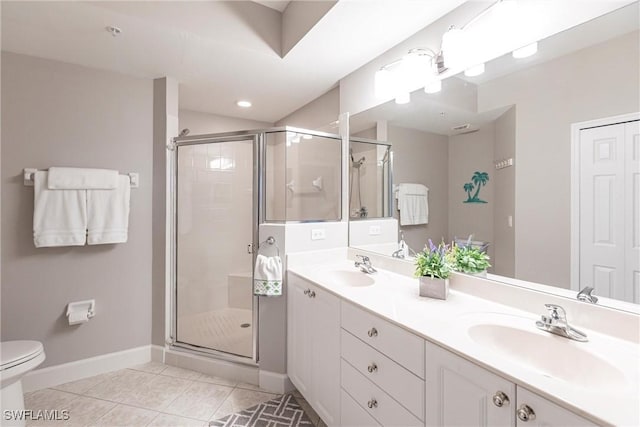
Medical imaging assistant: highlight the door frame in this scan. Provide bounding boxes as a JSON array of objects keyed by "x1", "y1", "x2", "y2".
[
  {"x1": 569, "y1": 112, "x2": 640, "y2": 292},
  {"x1": 168, "y1": 131, "x2": 262, "y2": 365}
]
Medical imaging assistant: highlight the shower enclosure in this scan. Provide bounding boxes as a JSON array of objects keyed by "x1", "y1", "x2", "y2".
[{"x1": 169, "y1": 128, "x2": 342, "y2": 363}]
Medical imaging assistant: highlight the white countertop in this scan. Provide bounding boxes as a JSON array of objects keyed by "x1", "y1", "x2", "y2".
[{"x1": 288, "y1": 258, "x2": 640, "y2": 427}]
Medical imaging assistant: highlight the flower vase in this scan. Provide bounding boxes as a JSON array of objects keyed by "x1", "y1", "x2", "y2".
[{"x1": 419, "y1": 276, "x2": 449, "y2": 300}]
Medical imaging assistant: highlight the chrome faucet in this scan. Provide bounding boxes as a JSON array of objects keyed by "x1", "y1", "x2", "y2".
[
  {"x1": 577, "y1": 286, "x2": 598, "y2": 304},
  {"x1": 535, "y1": 304, "x2": 588, "y2": 342},
  {"x1": 355, "y1": 255, "x2": 377, "y2": 274},
  {"x1": 391, "y1": 248, "x2": 405, "y2": 259}
]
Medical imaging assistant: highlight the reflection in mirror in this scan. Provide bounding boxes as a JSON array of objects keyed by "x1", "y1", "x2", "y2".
[
  {"x1": 349, "y1": 3, "x2": 639, "y2": 307},
  {"x1": 265, "y1": 130, "x2": 342, "y2": 222},
  {"x1": 349, "y1": 138, "x2": 392, "y2": 220}
]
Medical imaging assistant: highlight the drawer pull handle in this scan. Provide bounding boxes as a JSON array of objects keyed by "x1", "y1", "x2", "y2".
[
  {"x1": 517, "y1": 404, "x2": 536, "y2": 422},
  {"x1": 309, "y1": 291, "x2": 316, "y2": 298},
  {"x1": 303, "y1": 289, "x2": 310, "y2": 295},
  {"x1": 367, "y1": 399, "x2": 378, "y2": 409},
  {"x1": 492, "y1": 391, "x2": 509, "y2": 407},
  {"x1": 367, "y1": 363, "x2": 378, "y2": 373},
  {"x1": 367, "y1": 327, "x2": 378, "y2": 337}
]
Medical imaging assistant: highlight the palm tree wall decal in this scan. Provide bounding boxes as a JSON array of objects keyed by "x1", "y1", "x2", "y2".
[{"x1": 463, "y1": 171, "x2": 489, "y2": 203}]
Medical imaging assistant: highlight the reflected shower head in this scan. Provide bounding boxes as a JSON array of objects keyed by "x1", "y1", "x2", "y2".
[
  {"x1": 352, "y1": 156, "x2": 365, "y2": 168},
  {"x1": 178, "y1": 128, "x2": 190, "y2": 137}
]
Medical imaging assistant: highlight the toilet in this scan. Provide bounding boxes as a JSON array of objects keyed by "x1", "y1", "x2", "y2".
[{"x1": 0, "y1": 341, "x2": 46, "y2": 426}]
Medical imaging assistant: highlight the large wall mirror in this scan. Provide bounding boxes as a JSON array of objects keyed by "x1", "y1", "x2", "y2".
[{"x1": 348, "y1": 2, "x2": 640, "y2": 310}]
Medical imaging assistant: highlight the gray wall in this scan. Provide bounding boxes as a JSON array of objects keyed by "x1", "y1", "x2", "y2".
[
  {"x1": 448, "y1": 126, "x2": 495, "y2": 265},
  {"x1": 387, "y1": 125, "x2": 448, "y2": 252},
  {"x1": 275, "y1": 86, "x2": 339, "y2": 132},
  {"x1": 179, "y1": 110, "x2": 272, "y2": 135},
  {"x1": 1, "y1": 52, "x2": 153, "y2": 367},
  {"x1": 493, "y1": 107, "x2": 516, "y2": 277},
  {"x1": 478, "y1": 30, "x2": 640, "y2": 288}
]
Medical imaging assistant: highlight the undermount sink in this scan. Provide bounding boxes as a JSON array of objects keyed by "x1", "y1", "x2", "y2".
[
  {"x1": 325, "y1": 270, "x2": 375, "y2": 287},
  {"x1": 467, "y1": 320, "x2": 628, "y2": 390}
]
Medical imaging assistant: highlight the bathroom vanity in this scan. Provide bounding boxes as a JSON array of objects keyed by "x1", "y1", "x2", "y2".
[{"x1": 286, "y1": 251, "x2": 639, "y2": 427}]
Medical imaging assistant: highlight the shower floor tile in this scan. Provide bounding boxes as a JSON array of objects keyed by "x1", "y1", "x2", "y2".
[{"x1": 23, "y1": 364, "x2": 322, "y2": 427}]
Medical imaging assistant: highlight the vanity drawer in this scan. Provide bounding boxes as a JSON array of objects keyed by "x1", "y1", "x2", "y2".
[
  {"x1": 341, "y1": 329, "x2": 424, "y2": 420},
  {"x1": 341, "y1": 359, "x2": 423, "y2": 427},
  {"x1": 341, "y1": 389, "x2": 381, "y2": 427},
  {"x1": 341, "y1": 302, "x2": 425, "y2": 378}
]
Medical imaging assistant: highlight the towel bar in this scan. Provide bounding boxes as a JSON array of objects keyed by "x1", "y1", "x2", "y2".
[{"x1": 23, "y1": 168, "x2": 139, "y2": 188}]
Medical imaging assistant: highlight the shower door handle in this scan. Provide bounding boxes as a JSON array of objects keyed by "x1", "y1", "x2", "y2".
[{"x1": 247, "y1": 244, "x2": 253, "y2": 254}]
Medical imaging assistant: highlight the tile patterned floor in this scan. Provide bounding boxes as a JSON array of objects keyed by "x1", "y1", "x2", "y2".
[{"x1": 23, "y1": 363, "x2": 325, "y2": 427}]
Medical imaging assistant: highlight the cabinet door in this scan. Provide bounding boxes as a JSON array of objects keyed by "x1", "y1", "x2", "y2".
[
  {"x1": 426, "y1": 341, "x2": 515, "y2": 427},
  {"x1": 309, "y1": 285, "x2": 341, "y2": 426},
  {"x1": 287, "y1": 275, "x2": 312, "y2": 396},
  {"x1": 516, "y1": 387, "x2": 598, "y2": 427}
]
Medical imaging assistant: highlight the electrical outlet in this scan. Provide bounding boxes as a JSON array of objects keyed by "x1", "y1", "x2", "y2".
[
  {"x1": 369, "y1": 225, "x2": 382, "y2": 236},
  {"x1": 311, "y1": 228, "x2": 326, "y2": 240}
]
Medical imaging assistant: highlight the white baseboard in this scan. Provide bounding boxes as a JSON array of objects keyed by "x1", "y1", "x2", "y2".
[
  {"x1": 150, "y1": 344, "x2": 165, "y2": 363},
  {"x1": 258, "y1": 370, "x2": 294, "y2": 394},
  {"x1": 22, "y1": 345, "x2": 154, "y2": 392}
]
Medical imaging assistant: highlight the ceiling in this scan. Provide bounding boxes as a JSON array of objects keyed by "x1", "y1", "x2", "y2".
[{"x1": 0, "y1": 0, "x2": 466, "y2": 123}]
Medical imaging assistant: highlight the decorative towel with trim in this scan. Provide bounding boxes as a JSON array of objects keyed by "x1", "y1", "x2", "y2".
[{"x1": 253, "y1": 254, "x2": 283, "y2": 296}]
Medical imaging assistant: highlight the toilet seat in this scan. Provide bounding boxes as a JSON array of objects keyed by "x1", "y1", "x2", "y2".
[{"x1": 0, "y1": 341, "x2": 44, "y2": 371}]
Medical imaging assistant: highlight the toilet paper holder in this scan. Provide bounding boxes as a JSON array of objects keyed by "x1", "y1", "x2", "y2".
[{"x1": 66, "y1": 299, "x2": 95, "y2": 325}]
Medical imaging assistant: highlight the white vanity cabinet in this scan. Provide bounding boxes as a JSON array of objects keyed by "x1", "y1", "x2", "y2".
[
  {"x1": 426, "y1": 341, "x2": 515, "y2": 426},
  {"x1": 340, "y1": 302, "x2": 425, "y2": 427},
  {"x1": 515, "y1": 388, "x2": 598, "y2": 427},
  {"x1": 426, "y1": 341, "x2": 598, "y2": 427},
  {"x1": 287, "y1": 275, "x2": 341, "y2": 426}
]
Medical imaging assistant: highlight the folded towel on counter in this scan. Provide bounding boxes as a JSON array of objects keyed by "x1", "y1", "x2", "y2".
[
  {"x1": 33, "y1": 171, "x2": 87, "y2": 248},
  {"x1": 397, "y1": 183, "x2": 429, "y2": 225},
  {"x1": 87, "y1": 175, "x2": 131, "y2": 245},
  {"x1": 253, "y1": 254, "x2": 283, "y2": 296},
  {"x1": 48, "y1": 167, "x2": 119, "y2": 190}
]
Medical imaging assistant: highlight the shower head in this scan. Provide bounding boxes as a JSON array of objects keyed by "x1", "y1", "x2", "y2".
[
  {"x1": 178, "y1": 128, "x2": 190, "y2": 137},
  {"x1": 352, "y1": 156, "x2": 365, "y2": 168}
]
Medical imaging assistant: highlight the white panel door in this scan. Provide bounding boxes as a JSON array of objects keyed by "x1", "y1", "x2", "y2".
[
  {"x1": 625, "y1": 121, "x2": 640, "y2": 303},
  {"x1": 579, "y1": 124, "x2": 626, "y2": 300}
]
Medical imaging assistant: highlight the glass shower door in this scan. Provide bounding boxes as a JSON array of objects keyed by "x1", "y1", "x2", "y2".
[{"x1": 175, "y1": 137, "x2": 256, "y2": 359}]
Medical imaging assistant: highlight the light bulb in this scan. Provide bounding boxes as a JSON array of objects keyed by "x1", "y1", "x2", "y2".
[
  {"x1": 512, "y1": 42, "x2": 538, "y2": 59},
  {"x1": 236, "y1": 100, "x2": 252, "y2": 108},
  {"x1": 395, "y1": 92, "x2": 410, "y2": 104},
  {"x1": 374, "y1": 68, "x2": 394, "y2": 99},
  {"x1": 424, "y1": 80, "x2": 442, "y2": 94},
  {"x1": 464, "y1": 63, "x2": 485, "y2": 77},
  {"x1": 441, "y1": 27, "x2": 467, "y2": 71}
]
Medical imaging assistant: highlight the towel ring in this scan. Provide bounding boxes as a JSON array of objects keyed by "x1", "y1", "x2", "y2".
[{"x1": 257, "y1": 236, "x2": 280, "y2": 257}]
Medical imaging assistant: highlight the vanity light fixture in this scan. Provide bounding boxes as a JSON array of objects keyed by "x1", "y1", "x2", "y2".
[
  {"x1": 464, "y1": 63, "x2": 485, "y2": 77},
  {"x1": 512, "y1": 42, "x2": 538, "y2": 58},
  {"x1": 424, "y1": 79, "x2": 442, "y2": 94},
  {"x1": 395, "y1": 92, "x2": 410, "y2": 104},
  {"x1": 236, "y1": 100, "x2": 252, "y2": 108}
]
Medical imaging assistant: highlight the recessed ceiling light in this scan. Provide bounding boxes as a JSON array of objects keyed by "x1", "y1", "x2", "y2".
[{"x1": 237, "y1": 100, "x2": 252, "y2": 108}]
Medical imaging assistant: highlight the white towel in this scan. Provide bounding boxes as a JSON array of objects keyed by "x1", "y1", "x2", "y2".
[
  {"x1": 253, "y1": 254, "x2": 283, "y2": 296},
  {"x1": 33, "y1": 171, "x2": 87, "y2": 247},
  {"x1": 397, "y1": 183, "x2": 429, "y2": 226},
  {"x1": 86, "y1": 175, "x2": 131, "y2": 245},
  {"x1": 48, "y1": 167, "x2": 119, "y2": 190}
]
